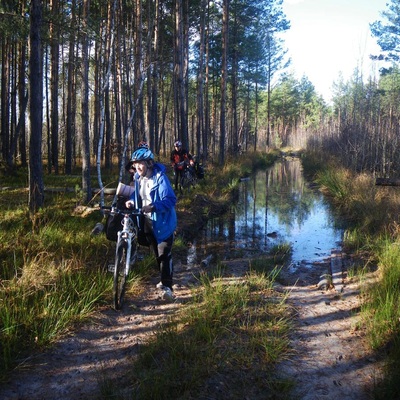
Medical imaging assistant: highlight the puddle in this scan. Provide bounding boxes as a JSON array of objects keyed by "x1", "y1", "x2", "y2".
[{"x1": 189, "y1": 158, "x2": 344, "y2": 268}]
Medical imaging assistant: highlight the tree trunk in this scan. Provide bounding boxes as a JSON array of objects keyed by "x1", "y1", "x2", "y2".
[
  {"x1": 29, "y1": 0, "x2": 44, "y2": 213},
  {"x1": 219, "y1": 0, "x2": 229, "y2": 165},
  {"x1": 104, "y1": 1, "x2": 114, "y2": 169},
  {"x1": 174, "y1": 0, "x2": 188, "y2": 148},
  {"x1": 9, "y1": 42, "x2": 17, "y2": 167},
  {"x1": 66, "y1": 0, "x2": 76, "y2": 175},
  {"x1": 134, "y1": 0, "x2": 145, "y2": 142},
  {"x1": 145, "y1": 0, "x2": 152, "y2": 146},
  {"x1": 7, "y1": 42, "x2": 28, "y2": 168},
  {"x1": 81, "y1": 0, "x2": 92, "y2": 203},
  {"x1": 93, "y1": 38, "x2": 101, "y2": 163},
  {"x1": 97, "y1": 0, "x2": 116, "y2": 207},
  {"x1": 1, "y1": 40, "x2": 10, "y2": 161},
  {"x1": 254, "y1": 80, "x2": 258, "y2": 152},
  {"x1": 203, "y1": 0, "x2": 210, "y2": 162},
  {"x1": 114, "y1": 3, "x2": 124, "y2": 167},
  {"x1": 18, "y1": 41, "x2": 27, "y2": 167},
  {"x1": 183, "y1": 0, "x2": 189, "y2": 149},
  {"x1": 45, "y1": 49, "x2": 51, "y2": 173},
  {"x1": 50, "y1": 0, "x2": 59, "y2": 174},
  {"x1": 150, "y1": 0, "x2": 160, "y2": 152},
  {"x1": 196, "y1": 0, "x2": 206, "y2": 158},
  {"x1": 230, "y1": 1, "x2": 238, "y2": 156}
]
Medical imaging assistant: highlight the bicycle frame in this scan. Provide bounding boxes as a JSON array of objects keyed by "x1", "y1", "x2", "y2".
[
  {"x1": 180, "y1": 164, "x2": 197, "y2": 191},
  {"x1": 116, "y1": 212, "x2": 138, "y2": 274},
  {"x1": 102, "y1": 206, "x2": 141, "y2": 309}
]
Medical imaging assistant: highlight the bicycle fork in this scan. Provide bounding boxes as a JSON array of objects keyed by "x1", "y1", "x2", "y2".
[{"x1": 117, "y1": 231, "x2": 134, "y2": 275}]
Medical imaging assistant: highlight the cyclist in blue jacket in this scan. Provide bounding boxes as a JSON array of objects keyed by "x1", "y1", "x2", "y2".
[{"x1": 125, "y1": 147, "x2": 177, "y2": 302}]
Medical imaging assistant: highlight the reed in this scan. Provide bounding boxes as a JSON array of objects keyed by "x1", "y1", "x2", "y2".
[
  {"x1": 362, "y1": 241, "x2": 400, "y2": 348},
  {"x1": 1, "y1": 257, "x2": 110, "y2": 374}
]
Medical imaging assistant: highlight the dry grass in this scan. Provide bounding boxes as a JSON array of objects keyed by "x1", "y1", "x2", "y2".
[{"x1": 303, "y1": 151, "x2": 400, "y2": 399}]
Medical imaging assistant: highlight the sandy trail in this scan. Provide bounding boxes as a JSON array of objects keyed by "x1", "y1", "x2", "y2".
[
  {"x1": 0, "y1": 253, "x2": 383, "y2": 399},
  {"x1": 277, "y1": 252, "x2": 383, "y2": 399}
]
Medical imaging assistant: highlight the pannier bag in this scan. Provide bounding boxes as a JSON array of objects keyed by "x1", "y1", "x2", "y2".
[
  {"x1": 105, "y1": 212, "x2": 123, "y2": 241},
  {"x1": 195, "y1": 163, "x2": 204, "y2": 179},
  {"x1": 106, "y1": 212, "x2": 150, "y2": 246},
  {"x1": 105, "y1": 196, "x2": 150, "y2": 247},
  {"x1": 105, "y1": 197, "x2": 126, "y2": 241}
]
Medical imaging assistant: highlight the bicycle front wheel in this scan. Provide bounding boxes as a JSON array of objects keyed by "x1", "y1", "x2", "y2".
[
  {"x1": 113, "y1": 239, "x2": 128, "y2": 310},
  {"x1": 180, "y1": 170, "x2": 192, "y2": 191}
]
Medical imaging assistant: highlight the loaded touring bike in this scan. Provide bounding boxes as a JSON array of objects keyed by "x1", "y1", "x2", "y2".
[{"x1": 102, "y1": 205, "x2": 142, "y2": 310}]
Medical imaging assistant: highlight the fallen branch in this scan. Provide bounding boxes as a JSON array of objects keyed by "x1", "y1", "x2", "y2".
[
  {"x1": 375, "y1": 178, "x2": 400, "y2": 186},
  {"x1": 43, "y1": 187, "x2": 117, "y2": 195}
]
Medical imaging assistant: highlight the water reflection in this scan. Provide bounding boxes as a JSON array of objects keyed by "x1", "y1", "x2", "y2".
[{"x1": 192, "y1": 158, "x2": 343, "y2": 265}]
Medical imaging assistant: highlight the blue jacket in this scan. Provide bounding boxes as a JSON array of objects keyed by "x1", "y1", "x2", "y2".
[{"x1": 130, "y1": 162, "x2": 177, "y2": 243}]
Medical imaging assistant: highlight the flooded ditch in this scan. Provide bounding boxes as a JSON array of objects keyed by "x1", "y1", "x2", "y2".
[{"x1": 189, "y1": 157, "x2": 344, "y2": 269}]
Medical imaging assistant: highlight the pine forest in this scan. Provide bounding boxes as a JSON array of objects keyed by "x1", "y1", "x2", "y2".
[{"x1": 1, "y1": 0, "x2": 400, "y2": 208}]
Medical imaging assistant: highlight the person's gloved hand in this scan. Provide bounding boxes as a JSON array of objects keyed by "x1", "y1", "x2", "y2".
[
  {"x1": 125, "y1": 200, "x2": 135, "y2": 208},
  {"x1": 142, "y1": 205, "x2": 154, "y2": 213}
]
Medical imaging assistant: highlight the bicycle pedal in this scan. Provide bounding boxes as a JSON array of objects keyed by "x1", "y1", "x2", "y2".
[{"x1": 107, "y1": 264, "x2": 115, "y2": 272}]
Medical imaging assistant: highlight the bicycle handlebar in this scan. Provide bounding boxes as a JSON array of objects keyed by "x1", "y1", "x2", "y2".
[{"x1": 101, "y1": 206, "x2": 142, "y2": 216}]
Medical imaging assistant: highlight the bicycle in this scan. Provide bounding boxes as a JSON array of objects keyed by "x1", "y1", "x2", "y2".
[
  {"x1": 180, "y1": 164, "x2": 197, "y2": 191},
  {"x1": 102, "y1": 205, "x2": 142, "y2": 310}
]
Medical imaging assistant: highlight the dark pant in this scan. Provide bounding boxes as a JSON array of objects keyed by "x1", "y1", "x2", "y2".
[
  {"x1": 143, "y1": 218, "x2": 174, "y2": 289},
  {"x1": 174, "y1": 166, "x2": 184, "y2": 190}
]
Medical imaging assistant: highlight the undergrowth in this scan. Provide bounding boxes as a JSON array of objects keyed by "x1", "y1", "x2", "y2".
[{"x1": 302, "y1": 150, "x2": 400, "y2": 399}]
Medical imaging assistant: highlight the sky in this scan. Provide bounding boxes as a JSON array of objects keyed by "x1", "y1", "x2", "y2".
[{"x1": 281, "y1": 0, "x2": 390, "y2": 103}]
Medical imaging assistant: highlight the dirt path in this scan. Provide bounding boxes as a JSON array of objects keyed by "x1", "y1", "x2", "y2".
[
  {"x1": 0, "y1": 257, "x2": 201, "y2": 400},
  {"x1": 277, "y1": 252, "x2": 383, "y2": 399},
  {"x1": 0, "y1": 251, "x2": 384, "y2": 400}
]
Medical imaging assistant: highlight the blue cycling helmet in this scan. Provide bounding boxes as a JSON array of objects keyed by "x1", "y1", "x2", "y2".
[{"x1": 130, "y1": 147, "x2": 154, "y2": 162}]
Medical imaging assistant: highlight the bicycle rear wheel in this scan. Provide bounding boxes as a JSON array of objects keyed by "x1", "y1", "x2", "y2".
[
  {"x1": 113, "y1": 239, "x2": 128, "y2": 310},
  {"x1": 180, "y1": 170, "x2": 194, "y2": 192}
]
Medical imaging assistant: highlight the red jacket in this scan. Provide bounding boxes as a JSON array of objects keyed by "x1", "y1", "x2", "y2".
[{"x1": 171, "y1": 149, "x2": 192, "y2": 170}]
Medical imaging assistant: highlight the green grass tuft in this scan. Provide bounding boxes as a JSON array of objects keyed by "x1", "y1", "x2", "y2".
[{"x1": 123, "y1": 269, "x2": 292, "y2": 399}]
